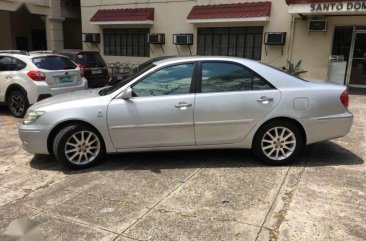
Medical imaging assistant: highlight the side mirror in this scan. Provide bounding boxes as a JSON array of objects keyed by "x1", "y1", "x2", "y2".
[{"x1": 122, "y1": 87, "x2": 133, "y2": 100}]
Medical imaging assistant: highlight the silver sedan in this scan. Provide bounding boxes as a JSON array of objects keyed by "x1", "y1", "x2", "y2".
[{"x1": 18, "y1": 56, "x2": 353, "y2": 169}]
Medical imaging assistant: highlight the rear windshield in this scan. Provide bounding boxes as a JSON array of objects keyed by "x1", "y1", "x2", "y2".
[
  {"x1": 32, "y1": 56, "x2": 77, "y2": 70},
  {"x1": 76, "y1": 52, "x2": 106, "y2": 68}
]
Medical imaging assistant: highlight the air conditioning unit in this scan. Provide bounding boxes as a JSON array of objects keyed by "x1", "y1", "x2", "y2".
[
  {"x1": 308, "y1": 20, "x2": 328, "y2": 32},
  {"x1": 264, "y1": 32, "x2": 286, "y2": 45},
  {"x1": 83, "y1": 33, "x2": 101, "y2": 43},
  {"x1": 147, "y1": 34, "x2": 165, "y2": 44},
  {"x1": 173, "y1": 34, "x2": 193, "y2": 45}
]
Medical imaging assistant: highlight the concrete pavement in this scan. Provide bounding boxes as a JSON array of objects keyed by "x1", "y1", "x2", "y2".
[{"x1": 0, "y1": 94, "x2": 365, "y2": 241}]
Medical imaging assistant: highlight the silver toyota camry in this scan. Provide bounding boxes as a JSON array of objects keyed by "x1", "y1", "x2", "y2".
[{"x1": 18, "y1": 56, "x2": 353, "y2": 169}]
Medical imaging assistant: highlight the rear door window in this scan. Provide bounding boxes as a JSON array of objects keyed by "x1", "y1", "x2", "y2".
[
  {"x1": 200, "y1": 62, "x2": 274, "y2": 93},
  {"x1": 0, "y1": 56, "x2": 13, "y2": 71},
  {"x1": 32, "y1": 56, "x2": 77, "y2": 70},
  {"x1": 77, "y1": 52, "x2": 106, "y2": 68}
]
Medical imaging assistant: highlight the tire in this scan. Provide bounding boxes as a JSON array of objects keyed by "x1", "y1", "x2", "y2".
[
  {"x1": 53, "y1": 124, "x2": 105, "y2": 170},
  {"x1": 7, "y1": 90, "x2": 29, "y2": 118},
  {"x1": 252, "y1": 120, "x2": 304, "y2": 165}
]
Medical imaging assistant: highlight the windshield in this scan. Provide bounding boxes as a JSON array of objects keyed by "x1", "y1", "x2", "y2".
[
  {"x1": 77, "y1": 52, "x2": 106, "y2": 68},
  {"x1": 99, "y1": 64, "x2": 156, "y2": 96},
  {"x1": 32, "y1": 56, "x2": 77, "y2": 70}
]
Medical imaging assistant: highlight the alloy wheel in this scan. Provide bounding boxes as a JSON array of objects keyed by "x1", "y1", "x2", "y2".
[
  {"x1": 261, "y1": 127, "x2": 296, "y2": 161},
  {"x1": 9, "y1": 95, "x2": 24, "y2": 116},
  {"x1": 64, "y1": 131, "x2": 100, "y2": 165}
]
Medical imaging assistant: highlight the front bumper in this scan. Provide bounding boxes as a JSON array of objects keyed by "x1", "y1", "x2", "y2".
[
  {"x1": 302, "y1": 111, "x2": 353, "y2": 144},
  {"x1": 18, "y1": 122, "x2": 49, "y2": 154}
]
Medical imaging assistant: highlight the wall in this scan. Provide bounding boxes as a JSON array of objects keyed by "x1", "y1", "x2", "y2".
[
  {"x1": 9, "y1": 10, "x2": 45, "y2": 50},
  {"x1": 291, "y1": 16, "x2": 366, "y2": 81},
  {"x1": 63, "y1": 18, "x2": 82, "y2": 49},
  {"x1": 80, "y1": 0, "x2": 292, "y2": 68},
  {"x1": 0, "y1": 11, "x2": 12, "y2": 49}
]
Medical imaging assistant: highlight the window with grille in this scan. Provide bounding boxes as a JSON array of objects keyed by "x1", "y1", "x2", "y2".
[
  {"x1": 103, "y1": 28, "x2": 150, "y2": 57},
  {"x1": 197, "y1": 27, "x2": 263, "y2": 60}
]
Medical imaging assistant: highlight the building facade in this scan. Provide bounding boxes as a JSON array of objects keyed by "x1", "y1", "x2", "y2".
[
  {"x1": 0, "y1": 0, "x2": 82, "y2": 51},
  {"x1": 11, "y1": 0, "x2": 366, "y2": 87}
]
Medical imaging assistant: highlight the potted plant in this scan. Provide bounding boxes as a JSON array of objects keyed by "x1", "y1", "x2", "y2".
[{"x1": 282, "y1": 59, "x2": 307, "y2": 76}]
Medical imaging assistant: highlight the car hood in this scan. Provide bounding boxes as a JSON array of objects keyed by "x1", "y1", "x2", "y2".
[{"x1": 30, "y1": 88, "x2": 106, "y2": 111}]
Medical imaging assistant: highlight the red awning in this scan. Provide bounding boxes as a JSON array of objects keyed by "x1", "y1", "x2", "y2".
[
  {"x1": 90, "y1": 8, "x2": 154, "y2": 25},
  {"x1": 187, "y1": 2, "x2": 271, "y2": 23}
]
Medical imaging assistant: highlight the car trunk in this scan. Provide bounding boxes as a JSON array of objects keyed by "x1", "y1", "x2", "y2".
[{"x1": 43, "y1": 69, "x2": 80, "y2": 87}]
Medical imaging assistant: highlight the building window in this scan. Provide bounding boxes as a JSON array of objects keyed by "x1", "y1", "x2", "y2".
[
  {"x1": 197, "y1": 27, "x2": 263, "y2": 60},
  {"x1": 103, "y1": 28, "x2": 150, "y2": 57}
]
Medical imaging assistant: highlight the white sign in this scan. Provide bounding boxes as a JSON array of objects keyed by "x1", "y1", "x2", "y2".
[{"x1": 289, "y1": 1, "x2": 366, "y2": 15}]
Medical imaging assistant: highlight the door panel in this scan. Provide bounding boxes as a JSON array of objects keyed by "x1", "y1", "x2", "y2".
[
  {"x1": 194, "y1": 61, "x2": 280, "y2": 145},
  {"x1": 194, "y1": 90, "x2": 280, "y2": 145},
  {"x1": 107, "y1": 94, "x2": 195, "y2": 148},
  {"x1": 107, "y1": 62, "x2": 197, "y2": 149},
  {"x1": 0, "y1": 56, "x2": 14, "y2": 101}
]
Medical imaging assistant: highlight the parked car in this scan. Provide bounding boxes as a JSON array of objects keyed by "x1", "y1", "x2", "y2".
[
  {"x1": 18, "y1": 56, "x2": 353, "y2": 169},
  {"x1": 109, "y1": 56, "x2": 176, "y2": 85},
  {"x1": 0, "y1": 51, "x2": 87, "y2": 117},
  {"x1": 54, "y1": 50, "x2": 109, "y2": 88}
]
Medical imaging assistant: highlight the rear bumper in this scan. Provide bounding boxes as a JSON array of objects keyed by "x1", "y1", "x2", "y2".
[
  {"x1": 302, "y1": 111, "x2": 353, "y2": 144},
  {"x1": 28, "y1": 78, "x2": 88, "y2": 104}
]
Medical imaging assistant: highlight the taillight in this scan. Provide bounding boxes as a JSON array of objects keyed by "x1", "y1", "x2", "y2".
[
  {"x1": 340, "y1": 88, "x2": 349, "y2": 108},
  {"x1": 27, "y1": 70, "x2": 46, "y2": 81},
  {"x1": 77, "y1": 64, "x2": 84, "y2": 77}
]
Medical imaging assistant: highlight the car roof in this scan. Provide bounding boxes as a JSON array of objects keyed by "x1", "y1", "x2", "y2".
[
  {"x1": 152, "y1": 56, "x2": 259, "y2": 66},
  {"x1": 55, "y1": 49, "x2": 100, "y2": 54},
  {"x1": 28, "y1": 53, "x2": 66, "y2": 58}
]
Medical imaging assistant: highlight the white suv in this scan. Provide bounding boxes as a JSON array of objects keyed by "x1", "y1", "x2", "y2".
[{"x1": 0, "y1": 51, "x2": 88, "y2": 117}]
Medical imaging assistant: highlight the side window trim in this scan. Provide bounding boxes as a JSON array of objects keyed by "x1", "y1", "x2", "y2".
[
  {"x1": 197, "y1": 60, "x2": 276, "y2": 93},
  {"x1": 130, "y1": 61, "x2": 198, "y2": 98}
]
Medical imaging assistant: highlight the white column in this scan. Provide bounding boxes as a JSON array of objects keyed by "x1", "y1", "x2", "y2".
[{"x1": 46, "y1": 0, "x2": 64, "y2": 50}]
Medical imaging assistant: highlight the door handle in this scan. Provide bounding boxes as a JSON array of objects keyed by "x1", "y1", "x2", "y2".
[
  {"x1": 175, "y1": 102, "x2": 192, "y2": 109},
  {"x1": 5, "y1": 75, "x2": 13, "y2": 79},
  {"x1": 257, "y1": 96, "x2": 274, "y2": 104}
]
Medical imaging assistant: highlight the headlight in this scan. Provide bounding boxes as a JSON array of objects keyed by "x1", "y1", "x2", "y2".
[{"x1": 23, "y1": 111, "x2": 45, "y2": 125}]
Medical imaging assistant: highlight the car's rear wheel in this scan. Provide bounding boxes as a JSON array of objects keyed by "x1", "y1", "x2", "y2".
[
  {"x1": 253, "y1": 120, "x2": 304, "y2": 165},
  {"x1": 53, "y1": 124, "x2": 105, "y2": 169},
  {"x1": 7, "y1": 90, "x2": 29, "y2": 118}
]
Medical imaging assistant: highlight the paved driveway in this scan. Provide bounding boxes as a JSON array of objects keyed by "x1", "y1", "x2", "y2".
[{"x1": 0, "y1": 94, "x2": 365, "y2": 241}]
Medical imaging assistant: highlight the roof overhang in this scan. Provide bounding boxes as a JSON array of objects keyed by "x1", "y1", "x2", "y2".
[
  {"x1": 187, "y1": 2, "x2": 271, "y2": 24},
  {"x1": 91, "y1": 20, "x2": 154, "y2": 25},
  {"x1": 187, "y1": 16, "x2": 270, "y2": 24},
  {"x1": 90, "y1": 8, "x2": 154, "y2": 25},
  {"x1": 287, "y1": 1, "x2": 366, "y2": 16}
]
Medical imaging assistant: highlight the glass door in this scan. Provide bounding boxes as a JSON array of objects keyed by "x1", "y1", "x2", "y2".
[
  {"x1": 348, "y1": 31, "x2": 366, "y2": 86},
  {"x1": 328, "y1": 26, "x2": 353, "y2": 85}
]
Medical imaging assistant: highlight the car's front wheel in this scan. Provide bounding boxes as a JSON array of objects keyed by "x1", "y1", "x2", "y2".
[
  {"x1": 252, "y1": 120, "x2": 304, "y2": 165},
  {"x1": 53, "y1": 124, "x2": 105, "y2": 169},
  {"x1": 7, "y1": 90, "x2": 29, "y2": 118}
]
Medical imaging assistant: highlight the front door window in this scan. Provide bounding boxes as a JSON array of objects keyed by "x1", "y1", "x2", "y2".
[{"x1": 132, "y1": 63, "x2": 194, "y2": 97}]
